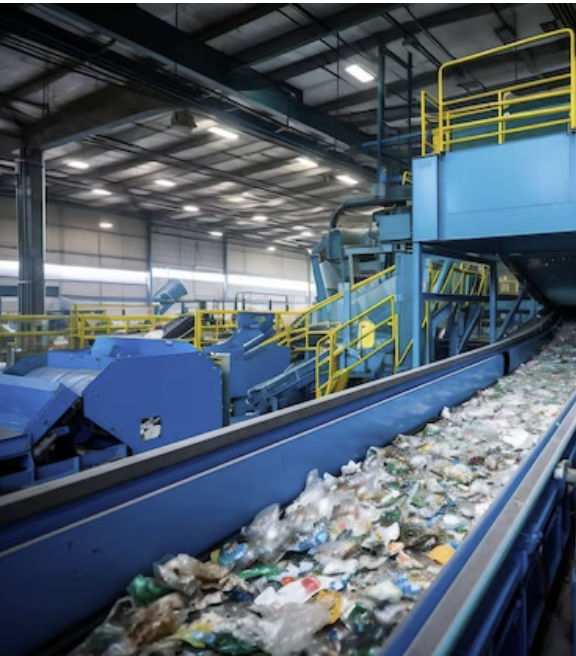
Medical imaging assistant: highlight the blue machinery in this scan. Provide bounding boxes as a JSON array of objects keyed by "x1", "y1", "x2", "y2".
[
  {"x1": 0, "y1": 313, "x2": 290, "y2": 492},
  {"x1": 4, "y1": 30, "x2": 576, "y2": 656}
]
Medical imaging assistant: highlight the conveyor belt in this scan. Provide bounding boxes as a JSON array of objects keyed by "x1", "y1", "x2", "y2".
[
  {"x1": 0, "y1": 313, "x2": 570, "y2": 656},
  {"x1": 64, "y1": 323, "x2": 576, "y2": 655}
]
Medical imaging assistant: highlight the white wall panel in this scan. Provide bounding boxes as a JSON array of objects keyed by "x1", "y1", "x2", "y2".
[{"x1": 0, "y1": 196, "x2": 313, "y2": 309}]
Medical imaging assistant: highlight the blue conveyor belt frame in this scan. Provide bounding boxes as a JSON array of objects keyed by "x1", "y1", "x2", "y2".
[{"x1": 0, "y1": 313, "x2": 573, "y2": 656}]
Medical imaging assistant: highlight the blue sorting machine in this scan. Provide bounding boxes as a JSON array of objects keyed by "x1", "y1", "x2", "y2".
[
  {"x1": 0, "y1": 312, "x2": 291, "y2": 493},
  {"x1": 1, "y1": 313, "x2": 574, "y2": 656},
  {"x1": 0, "y1": 336, "x2": 222, "y2": 493}
]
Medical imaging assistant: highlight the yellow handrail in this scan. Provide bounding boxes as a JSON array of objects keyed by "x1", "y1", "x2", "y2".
[
  {"x1": 259, "y1": 264, "x2": 397, "y2": 353},
  {"x1": 422, "y1": 29, "x2": 575, "y2": 155},
  {"x1": 193, "y1": 309, "x2": 301, "y2": 350},
  {"x1": 315, "y1": 295, "x2": 397, "y2": 397}
]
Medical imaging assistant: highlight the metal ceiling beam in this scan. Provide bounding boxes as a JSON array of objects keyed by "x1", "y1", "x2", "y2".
[
  {"x1": 82, "y1": 136, "x2": 357, "y2": 209},
  {"x1": 268, "y1": 3, "x2": 522, "y2": 81},
  {"x1": 46, "y1": 122, "x2": 172, "y2": 165},
  {"x1": 4, "y1": 39, "x2": 113, "y2": 102},
  {"x1": 194, "y1": 4, "x2": 290, "y2": 42},
  {"x1": 342, "y1": 105, "x2": 418, "y2": 128},
  {"x1": 316, "y1": 39, "x2": 568, "y2": 112},
  {"x1": 80, "y1": 132, "x2": 219, "y2": 179},
  {"x1": 38, "y1": 4, "x2": 374, "y2": 150},
  {"x1": 233, "y1": 4, "x2": 400, "y2": 67},
  {"x1": 0, "y1": 5, "x2": 376, "y2": 177},
  {"x1": 35, "y1": 86, "x2": 180, "y2": 149}
]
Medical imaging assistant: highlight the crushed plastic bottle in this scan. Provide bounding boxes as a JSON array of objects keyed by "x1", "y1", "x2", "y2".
[{"x1": 68, "y1": 325, "x2": 576, "y2": 656}]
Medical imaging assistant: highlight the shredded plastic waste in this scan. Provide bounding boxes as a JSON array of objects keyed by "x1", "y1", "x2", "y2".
[{"x1": 69, "y1": 325, "x2": 576, "y2": 656}]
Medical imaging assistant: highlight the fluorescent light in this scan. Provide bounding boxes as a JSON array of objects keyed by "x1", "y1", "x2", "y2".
[
  {"x1": 99, "y1": 221, "x2": 113, "y2": 229},
  {"x1": 336, "y1": 174, "x2": 358, "y2": 185},
  {"x1": 267, "y1": 246, "x2": 277, "y2": 252},
  {"x1": 208, "y1": 126, "x2": 239, "y2": 140},
  {"x1": 155, "y1": 179, "x2": 175, "y2": 188},
  {"x1": 346, "y1": 64, "x2": 374, "y2": 83},
  {"x1": 92, "y1": 188, "x2": 112, "y2": 196},
  {"x1": 293, "y1": 225, "x2": 308, "y2": 230},
  {"x1": 297, "y1": 157, "x2": 318, "y2": 167},
  {"x1": 210, "y1": 231, "x2": 223, "y2": 237},
  {"x1": 183, "y1": 205, "x2": 199, "y2": 212},
  {"x1": 253, "y1": 215, "x2": 268, "y2": 222},
  {"x1": 67, "y1": 160, "x2": 89, "y2": 170},
  {"x1": 301, "y1": 231, "x2": 313, "y2": 238}
]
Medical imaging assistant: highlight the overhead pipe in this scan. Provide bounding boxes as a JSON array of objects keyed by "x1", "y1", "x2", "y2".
[{"x1": 329, "y1": 197, "x2": 388, "y2": 230}]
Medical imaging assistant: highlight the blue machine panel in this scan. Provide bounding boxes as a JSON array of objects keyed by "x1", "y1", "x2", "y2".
[
  {"x1": 83, "y1": 351, "x2": 222, "y2": 452},
  {"x1": 413, "y1": 155, "x2": 439, "y2": 241},
  {"x1": 413, "y1": 132, "x2": 576, "y2": 242}
]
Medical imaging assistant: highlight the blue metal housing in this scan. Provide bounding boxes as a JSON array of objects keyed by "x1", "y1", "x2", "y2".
[
  {"x1": 0, "y1": 336, "x2": 222, "y2": 492},
  {"x1": 413, "y1": 131, "x2": 576, "y2": 308},
  {"x1": 210, "y1": 312, "x2": 290, "y2": 417}
]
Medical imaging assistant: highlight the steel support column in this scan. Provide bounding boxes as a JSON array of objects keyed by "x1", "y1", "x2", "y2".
[
  {"x1": 146, "y1": 218, "x2": 153, "y2": 303},
  {"x1": 223, "y1": 237, "x2": 229, "y2": 306},
  {"x1": 490, "y1": 261, "x2": 498, "y2": 343},
  {"x1": 16, "y1": 145, "x2": 45, "y2": 315},
  {"x1": 412, "y1": 242, "x2": 423, "y2": 368},
  {"x1": 377, "y1": 42, "x2": 386, "y2": 184}
]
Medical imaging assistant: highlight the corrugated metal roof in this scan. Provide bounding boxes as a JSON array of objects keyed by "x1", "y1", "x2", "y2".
[{"x1": 0, "y1": 3, "x2": 567, "y2": 246}]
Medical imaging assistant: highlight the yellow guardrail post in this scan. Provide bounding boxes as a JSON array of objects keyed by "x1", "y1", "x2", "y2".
[
  {"x1": 194, "y1": 310, "x2": 203, "y2": 350},
  {"x1": 571, "y1": 28, "x2": 576, "y2": 130},
  {"x1": 421, "y1": 90, "x2": 427, "y2": 156},
  {"x1": 497, "y1": 90, "x2": 504, "y2": 145}
]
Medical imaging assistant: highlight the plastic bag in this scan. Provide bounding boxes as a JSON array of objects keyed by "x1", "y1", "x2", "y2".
[{"x1": 244, "y1": 505, "x2": 292, "y2": 564}]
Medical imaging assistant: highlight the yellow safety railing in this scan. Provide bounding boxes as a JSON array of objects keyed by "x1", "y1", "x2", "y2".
[
  {"x1": 0, "y1": 310, "x2": 190, "y2": 354},
  {"x1": 421, "y1": 90, "x2": 440, "y2": 155},
  {"x1": 402, "y1": 170, "x2": 412, "y2": 185},
  {"x1": 315, "y1": 295, "x2": 397, "y2": 398},
  {"x1": 260, "y1": 264, "x2": 397, "y2": 354},
  {"x1": 77, "y1": 313, "x2": 183, "y2": 348},
  {"x1": 193, "y1": 310, "x2": 238, "y2": 350},
  {"x1": 422, "y1": 28, "x2": 576, "y2": 155},
  {"x1": 193, "y1": 309, "x2": 301, "y2": 350}
]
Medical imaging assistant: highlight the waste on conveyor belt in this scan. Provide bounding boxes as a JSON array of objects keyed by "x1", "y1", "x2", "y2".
[{"x1": 69, "y1": 325, "x2": 576, "y2": 656}]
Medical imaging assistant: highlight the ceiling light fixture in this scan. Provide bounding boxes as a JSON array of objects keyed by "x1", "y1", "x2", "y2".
[
  {"x1": 346, "y1": 64, "x2": 375, "y2": 83},
  {"x1": 253, "y1": 215, "x2": 268, "y2": 222},
  {"x1": 99, "y1": 221, "x2": 113, "y2": 229},
  {"x1": 210, "y1": 231, "x2": 223, "y2": 237},
  {"x1": 67, "y1": 160, "x2": 89, "y2": 170},
  {"x1": 297, "y1": 157, "x2": 319, "y2": 167},
  {"x1": 92, "y1": 188, "x2": 112, "y2": 196},
  {"x1": 336, "y1": 174, "x2": 358, "y2": 185},
  {"x1": 293, "y1": 225, "x2": 308, "y2": 230},
  {"x1": 267, "y1": 246, "x2": 277, "y2": 252},
  {"x1": 183, "y1": 205, "x2": 199, "y2": 212},
  {"x1": 208, "y1": 126, "x2": 239, "y2": 140},
  {"x1": 155, "y1": 179, "x2": 176, "y2": 188},
  {"x1": 301, "y1": 231, "x2": 313, "y2": 238}
]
